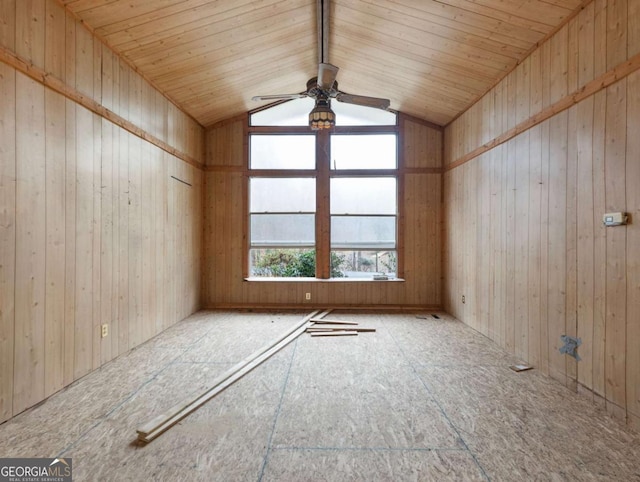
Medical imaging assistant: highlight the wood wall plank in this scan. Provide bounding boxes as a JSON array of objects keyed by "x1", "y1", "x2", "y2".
[
  {"x1": 539, "y1": 120, "x2": 551, "y2": 376},
  {"x1": 0, "y1": 0, "x2": 205, "y2": 421},
  {"x1": 73, "y1": 105, "x2": 93, "y2": 380},
  {"x1": 14, "y1": 74, "x2": 47, "y2": 414},
  {"x1": 91, "y1": 103, "x2": 102, "y2": 372},
  {"x1": 44, "y1": 90, "x2": 66, "y2": 397},
  {"x1": 591, "y1": 89, "x2": 607, "y2": 399},
  {"x1": 528, "y1": 125, "x2": 542, "y2": 369},
  {"x1": 565, "y1": 105, "x2": 579, "y2": 389},
  {"x1": 604, "y1": 79, "x2": 627, "y2": 419},
  {"x1": 626, "y1": 70, "x2": 640, "y2": 422},
  {"x1": 576, "y1": 97, "x2": 595, "y2": 391},
  {"x1": 100, "y1": 118, "x2": 114, "y2": 365},
  {"x1": 443, "y1": 0, "x2": 640, "y2": 428},
  {"x1": 44, "y1": 0, "x2": 66, "y2": 400},
  {"x1": 0, "y1": 62, "x2": 16, "y2": 423}
]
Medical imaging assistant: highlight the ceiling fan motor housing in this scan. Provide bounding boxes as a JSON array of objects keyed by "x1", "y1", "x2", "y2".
[{"x1": 307, "y1": 77, "x2": 338, "y2": 97}]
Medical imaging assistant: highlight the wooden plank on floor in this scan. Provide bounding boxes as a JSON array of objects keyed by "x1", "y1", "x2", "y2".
[
  {"x1": 310, "y1": 318, "x2": 358, "y2": 325},
  {"x1": 310, "y1": 331, "x2": 358, "y2": 337},
  {"x1": 137, "y1": 310, "x2": 329, "y2": 443},
  {"x1": 307, "y1": 327, "x2": 375, "y2": 333}
]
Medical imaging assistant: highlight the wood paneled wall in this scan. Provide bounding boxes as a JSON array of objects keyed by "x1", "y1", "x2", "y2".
[
  {"x1": 443, "y1": 0, "x2": 640, "y2": 430},
  {"x1": 0, "y1": 0, "x2": 204, "y2": 423},
  {"x1": 202, "y1": 116, "x2": 442, "y2": 309}
]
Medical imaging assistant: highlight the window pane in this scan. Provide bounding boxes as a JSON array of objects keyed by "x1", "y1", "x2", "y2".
[
  {"x1": 250, "y1": 178, "x2": 316, "y2": 212},
  {"x1": 250, "y1": 98, "x2": 315, "y2": 126},
  {"x1": 331, "y1": 250, "x2": 397, "y2": 279},
  {"x1": 331, "y1": 178, "x2": 396, "y2": 214},
  {"x1": 331, "y1": 134, "x2": 396, "y2": 170},
  {"x1": 250, "y1": 249, "x2": 316, "y2": 277},
  {"x1": 251, "y1": 214, "x2": 314, "y2": 247},
  {"x1": 251, "y1": 135, "x2": 315, "y2": 169},
  {"x1": 331, "y1": 216, "x2": 396, "y2": 249},
  {"x1": 334, "y1": 102, "x2": 397, "y2": 126}
]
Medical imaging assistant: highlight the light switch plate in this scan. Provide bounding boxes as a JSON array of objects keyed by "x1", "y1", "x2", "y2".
[{"x1": 603, "y1": 212, "x2": 628, "y2": 226}]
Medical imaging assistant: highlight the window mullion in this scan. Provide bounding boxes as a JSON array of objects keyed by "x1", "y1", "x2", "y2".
[{"x1": 316, "y1": 130, "x2": 331, "y2": 278}]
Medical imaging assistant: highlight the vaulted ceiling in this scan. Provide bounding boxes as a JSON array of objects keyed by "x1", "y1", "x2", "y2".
[{"x1": 60, "y1": 0, "x2": 585, "y2": 127}]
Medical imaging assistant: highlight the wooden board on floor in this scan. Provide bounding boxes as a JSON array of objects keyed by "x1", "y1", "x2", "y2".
[
  {"x1": 310, "y1": 318, "x2": 358, "y2": 325},
  {"x1": 137, "y1": 310, "x2": 329, "y2": 443},
  {"x1": 310, "y1": 331, "x2": 358, "y2": 337}
]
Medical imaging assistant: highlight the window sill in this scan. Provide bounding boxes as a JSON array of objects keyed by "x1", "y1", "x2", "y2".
[{"x1": 244, "y1": 277, "x2": 405, "y2": 282}]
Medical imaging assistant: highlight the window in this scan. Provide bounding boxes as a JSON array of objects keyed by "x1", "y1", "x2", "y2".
[
  {"x1": 330, "y1": 177, "x2": 397, "y2": 278},
  {"x1": 248, "y1": 99, "x2": 398, "y2": 279},
  {"x1": 250, "y1": 135, "x2": 315, "y2": 170},
  {"x1": 249, "y1": 177, "x2": 316, "y2": 277},
  {"x1": 331, "y1": 134, "x2": 397, "y2": 170}
]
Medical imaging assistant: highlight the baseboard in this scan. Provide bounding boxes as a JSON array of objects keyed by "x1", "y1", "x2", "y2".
[{"x1": 203, "y1": 303, "x2": 443, "y2": 312}]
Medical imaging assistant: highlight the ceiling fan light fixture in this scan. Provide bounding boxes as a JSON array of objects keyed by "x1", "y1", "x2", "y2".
[{"x1": 309, "y1": 98, "x2": 335, "y2": 130}]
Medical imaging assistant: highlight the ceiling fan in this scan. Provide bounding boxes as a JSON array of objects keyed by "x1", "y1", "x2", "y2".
[{"x1": 251, "y1": 0, "x2": 391, "y2": 130}]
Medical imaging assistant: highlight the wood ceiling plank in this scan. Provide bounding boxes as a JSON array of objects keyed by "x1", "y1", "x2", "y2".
[
  {"x1": 140, "y1": 25, "x2": 313, "y2": 79},
  {"x1": 107, "y1": 0, "x2": 305, "y2": 51},
  {"x1": 333, "y1": 3, "x2": 515, "y2": 72},
  {"x1": 470, "y1": 0, "x2": 577, "y2": 24},
  {"x1": 332, "y1": 28, "x2": 496, "y2": 85},
  {"x1": 166, "y1": 54, "x2": 312, "y2": 100},
  {"x1": 379, "y1": 0, "x2": 542, "y2": 45},
  {"x1": 333, "y1": 0, "x2": 528, "y2": 59},
  {"x1": 58, "y1": 0, "x2": 587, "y2": 128},
  {"x1": 156, "y1": 58, "x2": 310, "y2": 95},
  {"x1": 62, "y1": 0, "x2": 120, "y2": 11},
  {"x1": 331, "y1": 49, "x2": 480, "y2": 106},
  {"x1": 333, "y1": 23, "x2": 503, "y2": 83},
  {"x1": 336, "y1": 75, "x2": 468, "y2": 120},
  {"x1": 436, "y1": 0, "x2": 577, "y2": 31},
  {"x1": 121, "y1": 3, "x2": 311, "y2": 64},
  {"x1": 65, "y1": 0, "x2": 193, "y2": 29},
  {"x1": 97, "y1": 0, "x2": 267, "y2": 36}
]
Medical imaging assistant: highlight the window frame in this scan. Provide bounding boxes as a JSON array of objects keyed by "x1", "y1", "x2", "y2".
[{"x1": 245, "y1": 113, "x2": 403, "y2": 280}]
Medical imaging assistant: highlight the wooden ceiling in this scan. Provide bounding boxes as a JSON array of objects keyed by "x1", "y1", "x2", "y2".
[{"x1": 60, "y1": 0, "x2": 585, "y2": 127}]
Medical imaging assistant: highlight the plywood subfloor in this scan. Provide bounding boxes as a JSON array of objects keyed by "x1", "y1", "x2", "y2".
[{"x1": 0, "y1": 311, "x2": 639, "y2": 481}]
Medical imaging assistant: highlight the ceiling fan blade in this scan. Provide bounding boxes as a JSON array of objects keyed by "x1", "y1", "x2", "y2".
[
  {"x1": 251, "y1": 93, "x2": 308, "y2": 101},
  {"x1": 317, "y1": 63, "x2": 339, "y2": 90},
  {"x1": 336, "y1": 92, "x2": 391, "y2": 110}
]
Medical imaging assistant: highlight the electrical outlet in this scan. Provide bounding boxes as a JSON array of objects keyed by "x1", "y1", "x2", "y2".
[
  {"x1": 461, "y1": 295, "x2": 466, "y2": 304},
  {"x1": 305, "y1": 292, "x2": 311, "y2": 301},
  {"x1": 101, "y1": 324, "x2": 108, "y2": 338}
]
